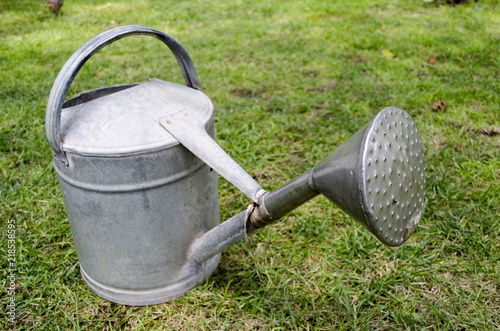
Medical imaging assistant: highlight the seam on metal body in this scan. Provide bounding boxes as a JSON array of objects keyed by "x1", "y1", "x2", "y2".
[
  {"x1": 307, "y1": 167, "x2": 317, "y2": 192},
  {"x1": 55, "y1": 160, "x2": 206, "y2": 193}
]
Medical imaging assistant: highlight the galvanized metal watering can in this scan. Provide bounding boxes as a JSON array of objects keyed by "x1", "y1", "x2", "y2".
[{"x1": 46, "y1": 25, "x2": 425, "y2": 306}]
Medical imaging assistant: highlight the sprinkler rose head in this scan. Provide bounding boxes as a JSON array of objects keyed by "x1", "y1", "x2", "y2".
[
  {"x1": 188, "y1": 106, "x2": 426, "y2": 268},
  {"x1": 312, "y1": 107, "x2": 425, "y2": 246}
]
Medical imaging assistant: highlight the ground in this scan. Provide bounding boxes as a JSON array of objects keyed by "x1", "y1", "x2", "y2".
[{"x1": 0, "y1": 0, "x2": 499, "y2": 329}]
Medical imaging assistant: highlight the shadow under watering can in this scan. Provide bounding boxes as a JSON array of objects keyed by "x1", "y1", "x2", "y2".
[{"x1": 45, "y1": 25, "x2": 425, "y2": 306}]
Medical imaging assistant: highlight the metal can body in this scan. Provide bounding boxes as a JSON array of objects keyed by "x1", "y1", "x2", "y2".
[
  {"x1": 45, "y1": 27, "x2": 222, "y2": 305},
  {"x1": 55, "y1": 126, "x2": 220, "y2": 305},
  {"x1": 53, "y1": 79, "x2": 221, "y2": 305}
]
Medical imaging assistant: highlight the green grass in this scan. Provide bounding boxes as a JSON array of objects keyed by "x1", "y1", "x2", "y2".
[{"x1": 1, "y1": 0, "x2": 499, "y2": 329}]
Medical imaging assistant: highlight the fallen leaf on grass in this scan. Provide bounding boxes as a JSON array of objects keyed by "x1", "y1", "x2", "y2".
[
  {"x1": 382, "y1": 49, "x2": 395, "y2": 59},
  {"x1": 478, "y1": 128, "x2": 500, "y2": 136},
  {"x1": 431, "y1": 100, "x2": 448, "y2": 111},
  {"x1": 5, "y1": 283, "x2": 20, "y2": 291},
  {"x1": 428, "y1": 56, "x2": 437, "y2": 65},
  {"x1": 46, "y1": 0, "x2": 63, "y2": 13}
]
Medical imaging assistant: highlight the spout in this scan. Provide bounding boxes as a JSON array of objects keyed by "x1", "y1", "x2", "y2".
[
  {"x1": 188, "y1": 171, "x2": 318, "y2": 264},
  {"x1": 188, "y1": 107, "x2": 425, "y2": 264},
  {"x1": 187, "y1": 157, "x2": 377, "y2": 264}
]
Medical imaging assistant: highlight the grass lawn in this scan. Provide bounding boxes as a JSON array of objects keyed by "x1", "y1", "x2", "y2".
[{"x1": 1, "y1": 0, "x2": 499, "y2": 329}]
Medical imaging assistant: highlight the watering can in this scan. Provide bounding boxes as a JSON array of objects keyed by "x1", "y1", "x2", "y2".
[{"x1": 46, "y1": 25, "x2": 425, "y2": 306}]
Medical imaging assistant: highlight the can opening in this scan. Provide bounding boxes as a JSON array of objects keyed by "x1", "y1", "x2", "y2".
[{"x1": 63, "y1": 84, "x2": 138, "y2": 108}]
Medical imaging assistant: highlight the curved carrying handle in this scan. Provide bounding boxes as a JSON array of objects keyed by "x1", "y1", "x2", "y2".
[{"x1": 45, "y1": 25, "x2": 201, "y2": 166}]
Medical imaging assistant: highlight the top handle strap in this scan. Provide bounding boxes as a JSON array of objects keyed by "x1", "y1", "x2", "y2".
[{"x1": 45, "y1": 25, "x2": 200, "y2": 166}]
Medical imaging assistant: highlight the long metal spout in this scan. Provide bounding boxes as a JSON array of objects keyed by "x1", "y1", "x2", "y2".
[
  {"x1": 188, "y1": 107, "x2": 425, "y2": 264},
  {"x1": 188, "y1": 171, "x2": 318, "y2": 264}
]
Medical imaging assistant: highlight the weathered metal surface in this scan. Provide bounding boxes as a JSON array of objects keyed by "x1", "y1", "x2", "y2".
[
  {"x1": 56, "y1": 150, "x2": 220, "y2": 304},
  {"x1": 60, "y1": 79, "x2": 213, "y2": 156},
  {"x1": 54, "y1": 85, "x2": 221, "y2": 304},
  {"x1": 46, "y1": 26, "x2": 220, "y2": 306},
  {"x1": 159, "y1": 110, "x2": 266, "y2": 204},
  {"x1": 46, "y1": 25, "x2": 201, "y2": 166}
]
